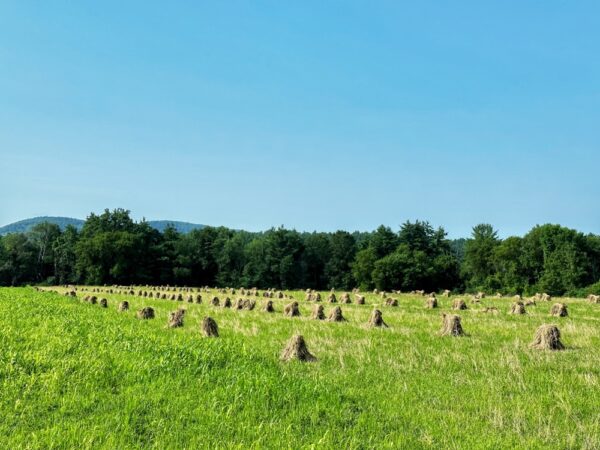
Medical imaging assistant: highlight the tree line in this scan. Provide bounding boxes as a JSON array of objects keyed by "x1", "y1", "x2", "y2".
[{"x1": 1, "y1": 209, "x2": 599, "y2": 297}]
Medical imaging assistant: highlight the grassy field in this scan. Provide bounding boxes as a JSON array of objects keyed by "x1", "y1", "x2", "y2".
[{"x1": 1, "y1": 287, "x2": 599, "y2": 449}]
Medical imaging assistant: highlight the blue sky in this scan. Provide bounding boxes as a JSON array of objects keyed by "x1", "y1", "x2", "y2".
[{"x1": 1, "y1": 1, "x2": 599, "y2": 238}]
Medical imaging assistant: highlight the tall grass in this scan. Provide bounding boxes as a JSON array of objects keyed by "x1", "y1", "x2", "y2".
[{"x1": 0, "y1": 287, "x2": 599, "y2": 449}]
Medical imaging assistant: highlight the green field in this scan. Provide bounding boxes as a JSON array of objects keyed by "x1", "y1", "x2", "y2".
[{"x1": 1, "y1": 287, "x2": 599, "y2": 449}]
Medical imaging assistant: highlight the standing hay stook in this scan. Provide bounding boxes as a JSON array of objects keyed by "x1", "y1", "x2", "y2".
[
  {"x1": 99, "y1": 298, "x2": 108, "y2": 308},
  {"x1": 530, "y1": 324, "x2": 564, "y2": 350},
  {"x1": 340, "y1": 292, "x2": 351, "y2": 303},
  {"x1": 452, "y1": 299, "x2": 467, "y2": 310},
  {"x1": 284, "y1": 301, "x2": 300, "y2": 317},
  {"x1": 280, "y1": 335, "x2": 316, "y2": 362},
  {"x1": 440, "y1": 314, "x2": 464, "y2": 336},
  {"x1": 587, "y1": 294, "x2": 600, "y2": 304},
  {"x1": 425, "y1": 297, "x2": 438, "y2": 309},
  {"x1": 242, "y1": 299, "x2": 256, "y2": 310},
  {"x1": 211, "y1": 296, "x2": 220, "y2": 307},
  {"x1": 550, "y1": 303, "x2": 568, "y2": 317},
  {"x1": 168, "y1": 308, "x2": 186, "y2": 328},
  {"x1": 327, "y1": 292, "x2": 337, "y2": 303},
  {"x1": 263, "y1": 300, "x2": 275, "y2": 312},
  {"x1": 201, "y1": 317, "x2": 219, "y2": 337},
  {"x1": 195, "y1": 294, "x2": 202, "y2": 304},
  {"x1": 311, "y1": 304, "x2": 325, "y2": 320},
  {"x1": 384, "y1": 297, "x2": 398, "y2": 307},
  {"x1": 137, "y1": 307, "x2": 155, "y2": 320},
  {"x1": 509, "y1": 302, "x2": 526, "y2": 315},
  {"x1": 367, "y1": 309, "x2": 388, "y2": 328},
  {"x1": 355, "y1": 295, "x2": 365, "y2": 305},
  {"x1": 118, "y1": 301, "x2": 129, "y2": 312},
  {"x1": 327, "y1": 306, "x2": 346, "y2": 322}
]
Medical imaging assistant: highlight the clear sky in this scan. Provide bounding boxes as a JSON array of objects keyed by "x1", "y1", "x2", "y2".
[{"x1": 1, "y1": 1, "x2": 599, "y2": 238}]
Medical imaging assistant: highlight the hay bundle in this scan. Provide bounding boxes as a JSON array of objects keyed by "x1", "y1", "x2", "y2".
[
  {"x1": 509, "y1": 302, "x2": 526, "y2": 315},
  {"x1": 211, "y1": 296, "x2": 220, "y2": 306},
  {"x1": 475, "y1": 291, "x2": 486, "y2": 299},
  {"x1": 530, "y1": 324, "x2": 564, "y2": 350},
  {"x1": 169, "y1": 294, "x2": 176, "y2": 301},
  {"x1": 550, "y1": 303, "x2": 568, "y2": 317},
  {"x1": 452, "y1": 298, "x2": 467, "y2": 310},
  {"x1": 168, "y1": 308, "x2": 186, "y2": 328},
  {"x1": 161, "y1": 293, "x2": 167, "y2": 300},
  {"x1": 280, "y1": 335, "x2": 316, "y2": 362},
  {"x1": 89, "y1": 296, "x2": 98, "y2": 305},
  {"x1": 118, "y1": 301, "x2": 129, "y2": 312},
  {"x1": 201, "y1": 317, "x2": 219, "y2": 337},
  {"x1": 440, "y1": 314, "x2": 464, "y2": 336},
  {"x1": 495, "y1": 292, "x2": 502, "y2": 298},
  {"x1": 513, "y1": 294, "x2": 522, "y2": 301},
  {"x1": 327, "y1": 306, "x2": 346, "y2": 322},
  {"x1": 242, "y1": 299, "x2": 256, "y2": 310},
  {"x1": 415, "y1": 290, "x2": 425, "y2": 296},
  {"x1": 195, "y1": 294, "x2": 202, "y2": 304},
  {"x1": 524, "y1": 299, "x2": 536, "y2": 306},
  {"x1": 588, "y1": 294, "x2": 600, "y2": 304},
  {"x1": 541, "y1": 293, "x2": 552, "y2": 302},
  {"x1": 99, "y1": 298, "x2": 108, "y2": 308},
  {"x1": 284, "y1": 301, "x2": 300, "y2": 317},
  {"x1": 482, "y1": 307, "x2": 499, "y2": 314},
  {"x1": 355, "y1": 295, "x2": 365, "y2": 305},
  {"x1": 311, "y1": 304, "x2": 325, "y2": 320},
  {"x1": 234, "y1": 298, "x2": 244, "y2": 310},
  {"x1": 263, "y1": 300, "x2": 275, "y2": 312},
  {"x1": 340, "y1": 292, "x2": 350, "y2": 303},
  {"x1": 327, "y1": 292, "x2": 337, "y2": 303},
  {"x1": 385, "y1": 297, "x2": 398, "y2": 307},
  {"x1": 367, "y1": 309, "x2": 388, "y2": 328},
  {"x1": 277, "y1": 291, "x2": 284, "y2": 299},
  {"x1": 425, "y1": 297, "x2": 438, "y2": 308},
  {"x1": 222, "y1": 297, "x2": 231, "y2": 308},
  {"x1": 442, "y1": 289, "x2": 450, "y2": 297},
  {"x1": 186, "y1": 295, "x2": 193, "y2": 303},
  {"x1": 137, "y1": 307, "x2": 155, "y2": 319},
  {"x1": 176, "y1": 293, "x2": 183, "y2": 302}
]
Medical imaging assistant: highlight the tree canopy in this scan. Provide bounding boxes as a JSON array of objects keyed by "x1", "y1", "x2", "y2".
[{"x1": 1, "y1": 209, "x2": 599, "y2": 296}]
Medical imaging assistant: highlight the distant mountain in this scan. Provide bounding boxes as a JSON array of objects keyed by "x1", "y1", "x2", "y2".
[
  {"x1": 144, "y1": 220, "x2": 205, "y2": 234},
  {"x1": 0, "y1": 217, "x2": 85, "y2": 235},
  {"x1": 0, "y1": 216, "x2": 205, "y2": 235}
]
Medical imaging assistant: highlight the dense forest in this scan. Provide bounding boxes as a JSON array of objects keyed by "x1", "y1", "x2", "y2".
[{"x1": 1, "y1": 209, "x2": 599, "y2": 297}]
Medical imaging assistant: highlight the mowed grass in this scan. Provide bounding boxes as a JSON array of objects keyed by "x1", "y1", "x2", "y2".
[{"x1": 1, "y1": 287, "x2": 600, "y2": 449}]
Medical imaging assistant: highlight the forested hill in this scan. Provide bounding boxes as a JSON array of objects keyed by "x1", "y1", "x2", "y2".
[{"x1": 0, "y1": 216, "x2": 205, "y2": 235}]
